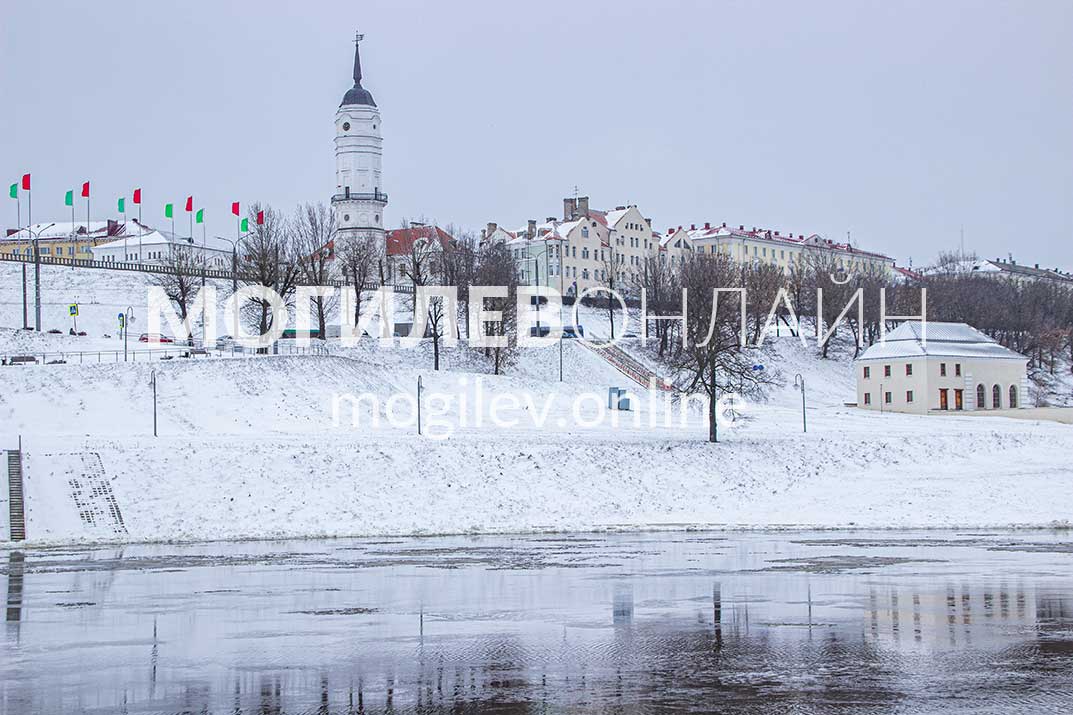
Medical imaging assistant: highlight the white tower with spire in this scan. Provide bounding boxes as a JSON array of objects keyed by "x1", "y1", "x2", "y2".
[{"x1": 333, "y1": 32, "x2": 386, "y2": 243}]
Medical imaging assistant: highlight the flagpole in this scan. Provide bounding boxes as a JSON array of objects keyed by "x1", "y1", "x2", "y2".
[
  {"x1": 29, "y1": 181, "x2": 40, "y2": 332},
  {"x1": 138, "y1": 200, "x2": 143, "y2": 263},
  {"x1": 17, "y1": 196, "x2": 26, "y2": 329}
]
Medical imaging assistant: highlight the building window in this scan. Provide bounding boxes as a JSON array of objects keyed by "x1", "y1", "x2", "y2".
[
  {"x1": 992, "y1": 384, "x2": 1001, "y2": 409},
  {"x1": 940, "y1": 363, "x2": 947, "y2": 376},
  {"x1": 864, "y1": 393, "x2": 871, "y2": 405},
  {"x1": 906, "y1": 390, "x2": 914, "y2": 403},
  {"x1": 905, "y1": 364, "x2": 913, "y2": 376},
  {"x1": 884, "y1": 365, "x2": 891, "y2": 378},
  {"x1": 977, "y1": 383, "x2": 986, "y2": 408},
  {"x1": 884, "y1": 391, "x2": 892, "y2": 404},
  {"x1": 1009, "y1": 385, "x2": 1018, "y2": 408},
  {"x1": 581, "y1": 228, "x2": 589, "y2": 238},
  {"x1": 955, "y1": 363, "x2": 961, "y2": 377},
  {"x1": 863, "y1": 366, "x2": 870, "y2": 379}
]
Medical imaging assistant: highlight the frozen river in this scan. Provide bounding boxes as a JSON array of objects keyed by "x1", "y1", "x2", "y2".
[{"x1": 2, "y1": 530, "x2": 1072, "y2": 713}]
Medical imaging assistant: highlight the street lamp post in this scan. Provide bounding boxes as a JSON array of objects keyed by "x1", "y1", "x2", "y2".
[
  {"x1": 123, "y1": 306, "x2": 135, "y2": 362},
  {"x1": 23, "y1": 221, "x2": 57, "y2": 330},
  {"x1": 21, "y1": 222, "x2": 56, "y2": 331},
  {"x1": 794, "y1": 373, "x2": 807, "y2": 433}
]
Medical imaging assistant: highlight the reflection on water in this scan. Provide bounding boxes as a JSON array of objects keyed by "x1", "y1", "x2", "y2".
[{"x1": 1, "y1": 531, "x2": 1072, "y2": 713}]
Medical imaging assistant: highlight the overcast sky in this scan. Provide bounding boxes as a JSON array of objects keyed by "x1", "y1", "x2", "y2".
[{"x1": 2, "y1": 0, "x2": 1071, "y2": 268}]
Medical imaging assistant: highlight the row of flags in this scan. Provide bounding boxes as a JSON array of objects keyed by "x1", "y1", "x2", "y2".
[{"x1": 8, "y1": 173, "x2": 264, "y2": 232}]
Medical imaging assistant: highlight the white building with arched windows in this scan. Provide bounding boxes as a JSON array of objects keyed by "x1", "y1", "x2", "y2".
[{"x1": 856, "y1": 322, "x2": 1029, "y2": 414}]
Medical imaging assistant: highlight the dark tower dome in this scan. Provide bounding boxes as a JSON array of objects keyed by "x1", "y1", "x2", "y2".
[{"x1": 341, "y1": 35, "x2": 376, "y2": 107}]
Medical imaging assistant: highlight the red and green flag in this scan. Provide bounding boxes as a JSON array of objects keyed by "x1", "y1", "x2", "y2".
[
  {"x1": 133, "y1": 188, "x2": 142, "y2": 204},
  {"x1": 118, "y1": 197, "x2": 126, "y2": 213},
  {"x1": 81, "y1": 181, "x2": 90, "y2": 198},
  {"x1": 240, "y1": 217, "x2": 249, "y2": 232},
  {"x1": 7, "y1": 183, "x2": 16, "y2": 199},
  {"x1": 256, "y1": 210, "x2": 264, "y2": 225},
  {"x1": 231, "y1": 201, "x2": 240, "y2": 216},
  {"x1": 185, "y1": 196, "x2": 193, "y2": 212},
  {"x1": 21, "y1": 174, "x2": 30, "y2": 191},
  {"x1": 65, "y1": 190, "x2": 74, "y2": 206},
  {"x1": 164, "y1": 203, "x2": 174, "y2": 219},
  {"x1": 195, "y1": 208, "x2": 204, "y2": 224}
]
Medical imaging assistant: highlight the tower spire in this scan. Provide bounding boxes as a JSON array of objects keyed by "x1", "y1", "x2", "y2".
[
  {"x1": 340, "y1": 32, "x2": 376, "y2": 107},
  {"x1": 353, "y1": 31, "x2": 364, "y2": 86}
]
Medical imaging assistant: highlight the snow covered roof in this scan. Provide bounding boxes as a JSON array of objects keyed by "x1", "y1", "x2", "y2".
[
  {"x1": 386, "y1": 225, "x2": 454, "y2": 256},
  {"x1": 669, "y1": 222, "x2": 893, "y2": 262},
  {"x1": 857, "y1": 322, "x2": 1027, "y2": 362},
  {"x1": 4, "y1": 221, "x2": 116, "y2": 240},
  {"x1": 93, "y1": 228, "x2": 234, "y2": 254}
]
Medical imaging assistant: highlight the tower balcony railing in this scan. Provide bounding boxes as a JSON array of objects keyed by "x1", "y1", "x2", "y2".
[{"x1": 331, "y1": 189, "x2": 388, "y2": 203}]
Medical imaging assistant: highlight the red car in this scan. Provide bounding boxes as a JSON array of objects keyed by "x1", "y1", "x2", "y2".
[{"x1": 138, "y1": 333, "x2": 174, "y2": 343}]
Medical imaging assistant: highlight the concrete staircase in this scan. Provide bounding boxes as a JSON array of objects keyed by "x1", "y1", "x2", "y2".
[
  {"x1": 7, "y1": 450, "x2": 25, "y2": 542},
  {"x1": 582, "y1": 341, "x2": 674, "y2": 391}
]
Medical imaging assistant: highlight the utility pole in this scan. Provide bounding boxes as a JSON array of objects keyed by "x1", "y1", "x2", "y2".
[
  {"x1": 149, "y1": 369, "x2": 158, "y2": 437},
  {"x1": 794, "y1": 373, "x2": 807, "y2": 433}
]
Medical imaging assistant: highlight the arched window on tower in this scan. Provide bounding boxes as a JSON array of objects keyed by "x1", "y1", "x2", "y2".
[
  {"x1": 992, "y1": 384, "x2": 1001, "y2": 409},
  {"x1": 1009, "y1": 385, "x2": 1018, "y2": 409},
  {"x1": 976, "y1": 384, "x2": 986, "y2": 409}
]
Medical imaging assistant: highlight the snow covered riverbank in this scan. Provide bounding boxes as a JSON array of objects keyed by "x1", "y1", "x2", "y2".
[{"x1": 3, "y1": 347, "x2": 1071, "y2": 545}]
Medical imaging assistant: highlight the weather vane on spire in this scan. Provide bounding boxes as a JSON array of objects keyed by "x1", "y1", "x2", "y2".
[{"x1": 354, "y1": 30, "x2": 364, "y2": 44}]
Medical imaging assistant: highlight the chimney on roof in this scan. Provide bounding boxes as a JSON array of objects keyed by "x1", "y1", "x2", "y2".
[
  {"x1": 107, "y1": 219, "x2": 120, "y2": 236},
  {"x1": 5, "y1": 229, "x2": 15, "y2": 237},
  {"x1": 563, "y1": 197, "x2": 576, "y2": 220},
  {"x1": 486, "y1": 222, "x2": 497, "y2": 239},
  {"x1": 577, "y1": 196, "x2": 589, "y2": 216},
  {"x1": 775, "y1": 231, "x2": 780, "y2": 236},
  {"x1": 739, "y1": 225, "x2": 744, "y2": 230},
  {"x1": 527, "y1": 219, "x2": 536, "y2": 240},
  {"x1": 1035, "y1": 263, "x2": 1039, "y2": 269},
  {"x1": 480, "y1": 228, "x2": 487, "y2": 241},
  {"x1": 546, "y1": 216, "x2": 556, "y2": 223},
  {"x1": 667, "y1": 227, "x2": 673, "y2": 234},
  {"x1": 722, "y1": 222, "x2": 726, "y2": 228},
  {"x1": 615, "y1": 205, "x2": 626, "y2": 211},
  {"x1": 690, "y1": 224, "x2": 696, "y2": 231}
]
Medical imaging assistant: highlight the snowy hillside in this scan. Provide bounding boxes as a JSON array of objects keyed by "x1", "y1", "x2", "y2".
[{"x1": 2, "y1": 264, "x2": 1072, "y2": 545}]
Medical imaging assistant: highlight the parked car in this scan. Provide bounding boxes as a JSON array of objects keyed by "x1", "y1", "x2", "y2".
[{"x1": 139, "y1": 333, "x2": 174, "y2": 343}]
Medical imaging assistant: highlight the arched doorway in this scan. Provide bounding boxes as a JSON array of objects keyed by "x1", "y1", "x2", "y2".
[
  {"x1": 976, "y1": 384, "x2": 986, "y2": 409},
  {"x1": 992, "y1": 384, "x2": 1002, "y2": 409},
  {"x1": 1009, "y1": 385, "x2": 1018, "y2": 409}
]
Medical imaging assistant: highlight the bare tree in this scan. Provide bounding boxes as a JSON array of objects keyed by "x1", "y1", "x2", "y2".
[
  {"x1": 632, "y1": 253, "x2": 680, "y2": 357},
  {"x1": 236, "y1": 204, "x2": 301, "y2": 350},
  {"x1": 337, "y1": 230, "x2": 383, "y2": 332},
  {"x1": 151, "y1": 243, "x2": 202, "y2": 346},
  {"x1": 471, "y1": 241, "x2": 519, "y2": 374},
  {"x1": 293, "y1": 202, "x2": 338, "y2": 337},
  {"x1": 399, "y1": 229, "x2": 450, "y2": 369},
  {"x1": 665, "y1": 252, "x2": 774, "y2": 443}
]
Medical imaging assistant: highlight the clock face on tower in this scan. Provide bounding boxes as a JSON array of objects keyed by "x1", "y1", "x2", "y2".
[{"x1": 342, "y1": 121, "x2": 351, "y2": 131}]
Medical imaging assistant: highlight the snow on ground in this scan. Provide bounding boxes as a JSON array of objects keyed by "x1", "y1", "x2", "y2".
[
  {"x1": 3, "y1": 346, "x2": 1072, "y2": 545},
  {"x1": 2, "y1": 264, "x2": 1072, "y2": 545}
]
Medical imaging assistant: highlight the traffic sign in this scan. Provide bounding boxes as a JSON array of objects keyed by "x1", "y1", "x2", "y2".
[{"x1": 69, "y1": 304, "x2": 78, "y2": 316}]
